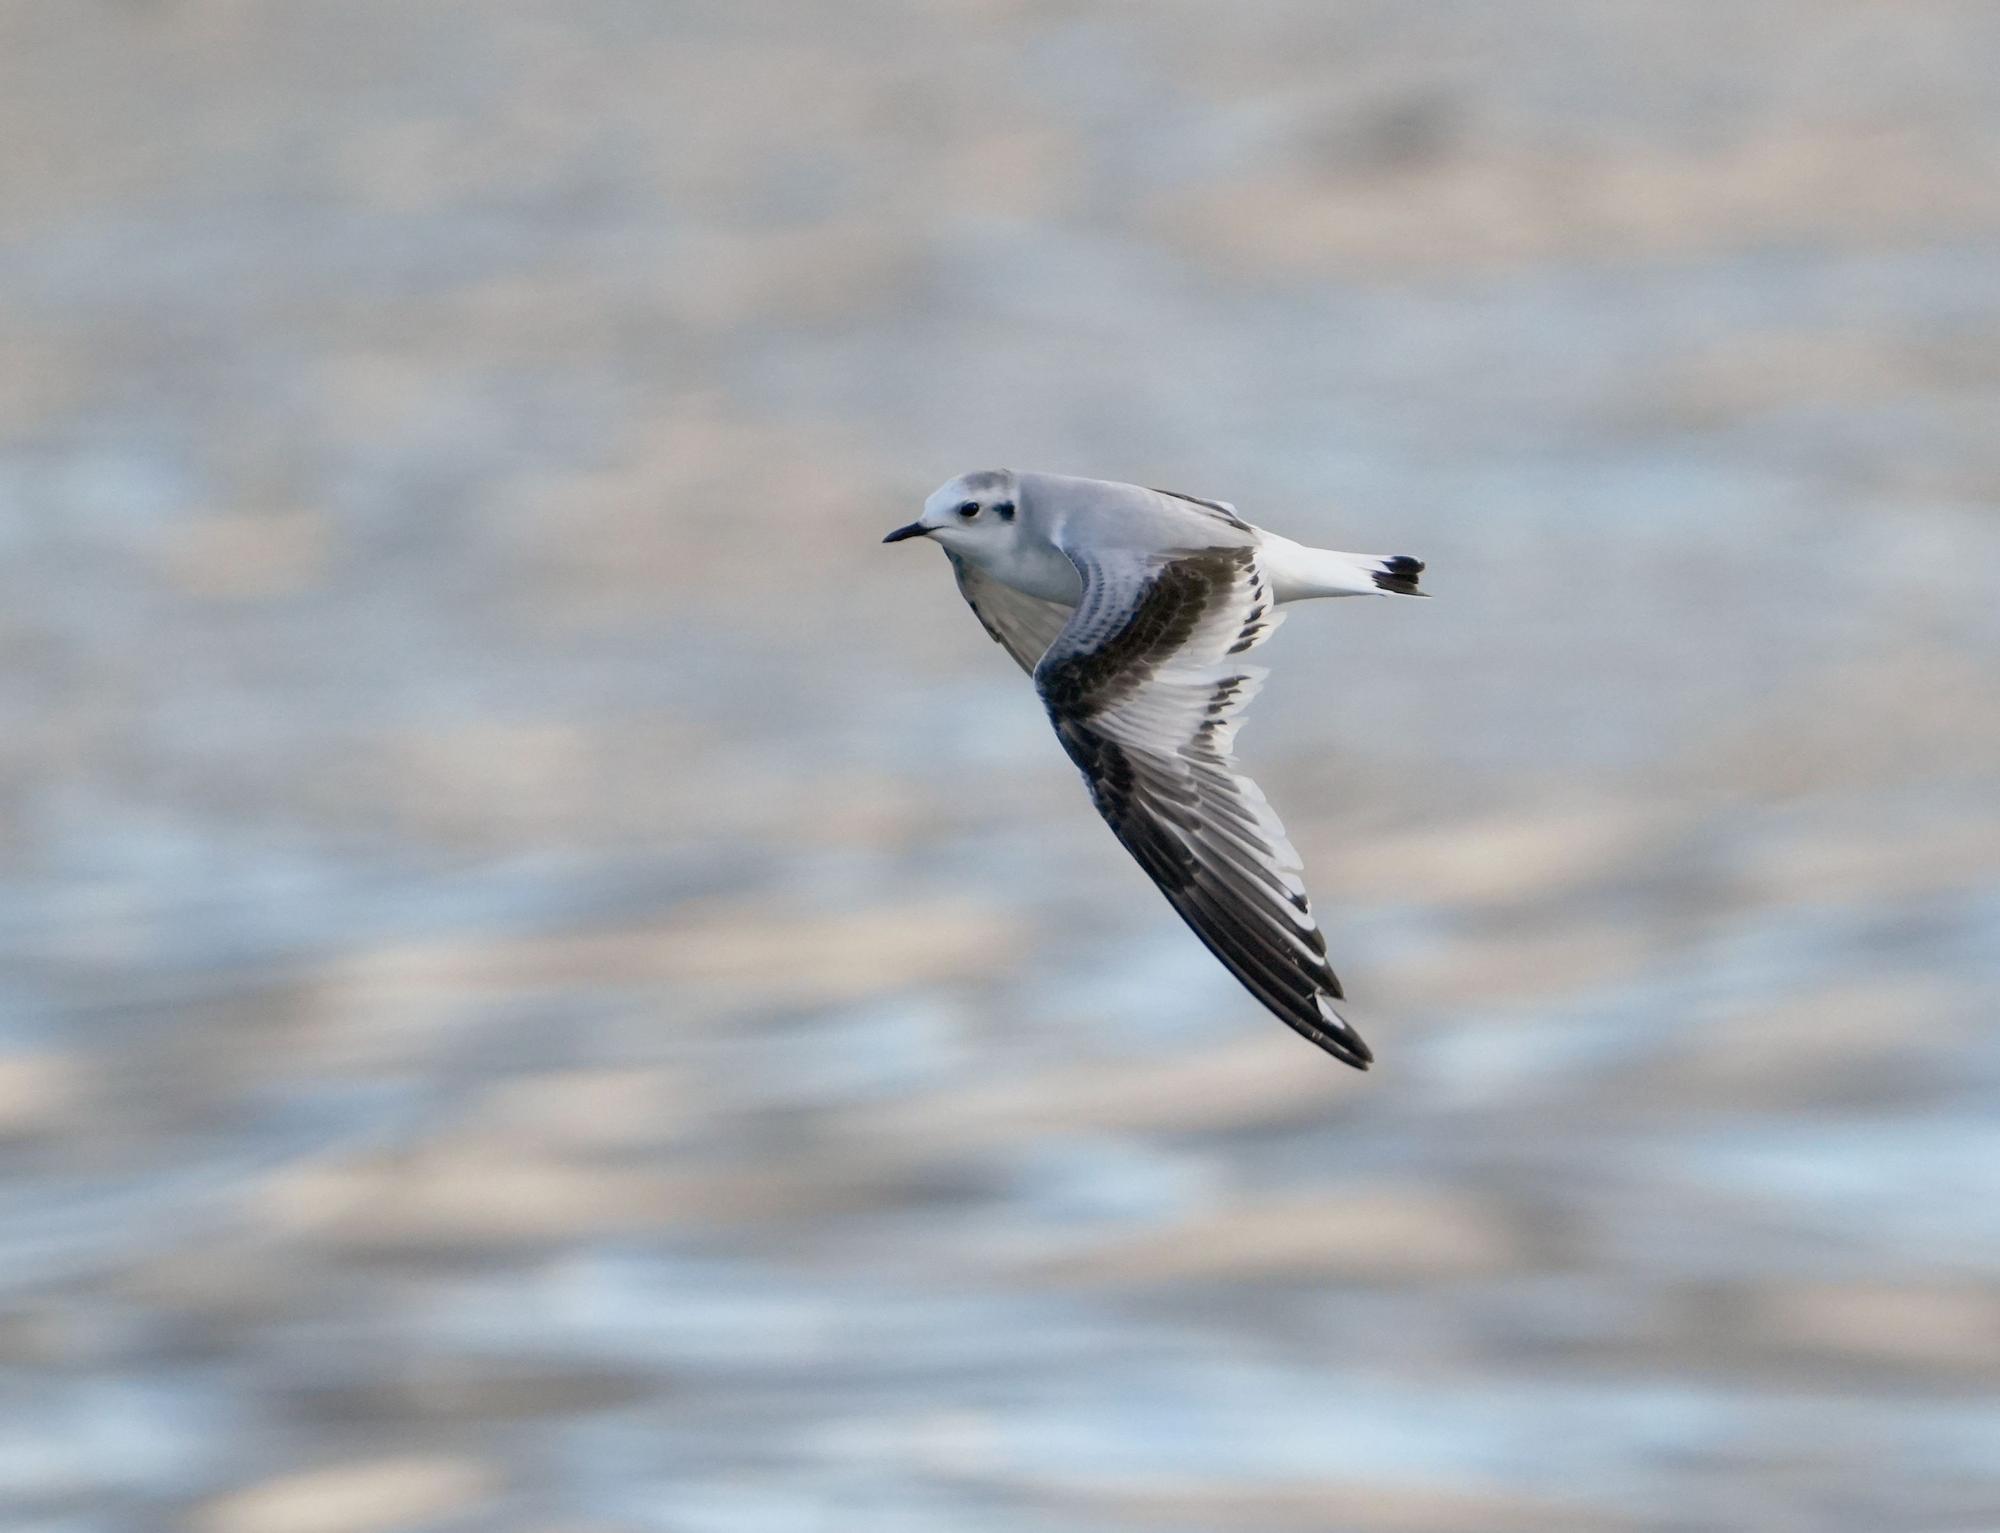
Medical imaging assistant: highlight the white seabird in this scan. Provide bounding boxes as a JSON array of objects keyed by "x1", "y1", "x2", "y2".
[{"x1": 885, "y1": 469, "x2": 1426, "y2": 1070}]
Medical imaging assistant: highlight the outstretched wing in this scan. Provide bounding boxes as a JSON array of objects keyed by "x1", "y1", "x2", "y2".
[
  {"x1": 948, "y1": 551, "x2": 1075, "y2": 674},
  {"x1": 1034, "y1": 545, "x2": 1370, "y2": 1068},
  {"x1": 1149, "y1": 486, "x2": 1252, "y2": 532}
]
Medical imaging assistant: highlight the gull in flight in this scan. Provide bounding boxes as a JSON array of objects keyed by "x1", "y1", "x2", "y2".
[{"x1": 885, "y1": 470, "x2": 1425, "y2": 1070}]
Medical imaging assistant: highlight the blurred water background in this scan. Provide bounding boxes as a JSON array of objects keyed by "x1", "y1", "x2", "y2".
[{"x1": 6, "y1": 3, "x2": 2000, "y2": 1530}]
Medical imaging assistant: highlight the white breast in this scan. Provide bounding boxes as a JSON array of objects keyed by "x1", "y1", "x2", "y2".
[{"x1": 978, "y1": 528, "x2": 1086, "y2": 605}]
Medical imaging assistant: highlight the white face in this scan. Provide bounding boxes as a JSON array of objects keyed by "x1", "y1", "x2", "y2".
[
  {"x1": 920, "y1": 473, "x2": 1019, "y2": 549},
  {"x1": 882, "y1": 471, "x2": 1022, "y2": 552}
]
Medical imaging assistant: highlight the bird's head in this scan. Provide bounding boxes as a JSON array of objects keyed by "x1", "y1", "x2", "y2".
[{"x1": 883, "y1": 469, "x2": 1021, "y2": 552}]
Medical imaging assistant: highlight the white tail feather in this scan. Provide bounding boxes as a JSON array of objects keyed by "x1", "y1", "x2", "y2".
[{"x1": 1260, "y1": 535, "x2": 1426, "y2": 602}]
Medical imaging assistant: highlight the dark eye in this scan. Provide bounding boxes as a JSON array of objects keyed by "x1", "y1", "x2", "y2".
[
  {"x1": 956, "y1": 500, "x2": 980, "y2": 519},
  {"x1": 992, "y1": 500, "x2": 1015, "y2": 521}
]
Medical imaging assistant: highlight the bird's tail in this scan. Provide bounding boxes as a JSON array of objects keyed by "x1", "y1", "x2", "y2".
[
  {"x1": 1264, "y1": 537, "x2": 1427, "y2": 601},
  {"x1": 1368, "y1": 554, "x2": 1426, "y2": 596}
]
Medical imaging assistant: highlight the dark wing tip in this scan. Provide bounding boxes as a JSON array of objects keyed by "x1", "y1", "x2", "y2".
[{"x1": 1304, "y1": 1009, "x2": 1374, "y2": 1070}]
